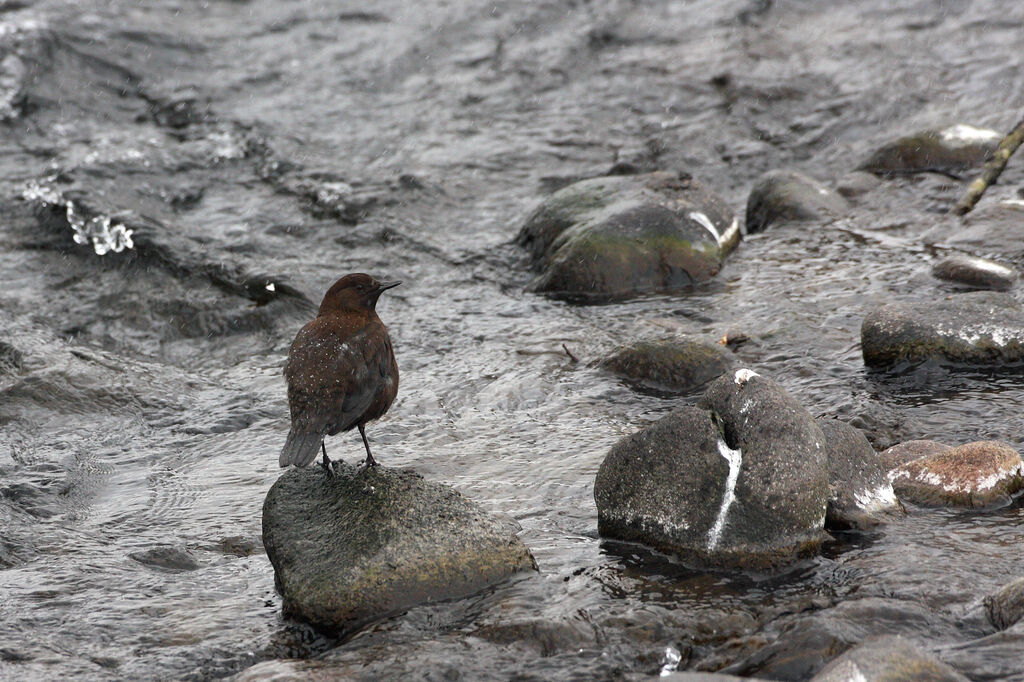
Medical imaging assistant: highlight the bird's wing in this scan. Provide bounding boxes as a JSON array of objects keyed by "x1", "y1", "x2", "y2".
[{"x1": 285, "y1": 322, "x2": 388, "y2": 435}]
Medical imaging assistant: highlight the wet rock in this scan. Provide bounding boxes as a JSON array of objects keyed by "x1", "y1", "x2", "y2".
[
  {"x1": 816, "y1": 418, "x2": 902, "y2": 530},
  {"x1": 861, "y1": 291, "x2": 1024, "y2": 368},
  {"x1": 924, "y1": 202, "x2": 1024, "y2": 261},
  {"x1": 810, "y1": 635, "x2": 968, "y2": 681},
  {"x1": 516, "y1": 171, "x2": 740, "y2": 302},
  {"x1": 262, "y1": 463, "x2": 537, "y2": 634},
  {"x1": 0, "y1": 341, "x2": 24, "y2": 374},
  {"x1": 836, "y1": 171, "x2": 881, "y2": 199},
  {"x1": 472, "y1": 618, "x2": 597, "y2": 656},
  {"x1": 745, "y1": 170, "x2": 849, "y2": 233},
  {"x1": 984, "y1": 576, "x2": 1024, "y2": 630},
  {"x1": 600, "y1": 337, "x2": 735, "y2": 393},
  {"x1": 208, "y1": 535, "x2": 262, "y2": 557},
  {"x1": 878, "y1": 440, "x2": 952, "y2": 472},
  {"x1": 859, "y1": 124, "x2": 1001, "y2": 175},
  {"x1": 595, "y1": 369, "x2": 828, "y2": 570},
  {"x1": 128, "y1": 545, "x2": 200, "y2": 571},
  {"x1": 932, "y1": 255, "x2": 1017, "y2": 291},
  {"x1": 889, "y1": 441, "x2": 1024, "y2": 508}
]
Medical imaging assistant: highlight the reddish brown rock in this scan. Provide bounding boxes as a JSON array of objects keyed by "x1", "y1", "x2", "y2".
[
  {"x1": 877, "y1": 439, "x2": 952, "y2": 472},
  {"x1": 889, "y1": 441, "x2": 1024, "y2": 508}
]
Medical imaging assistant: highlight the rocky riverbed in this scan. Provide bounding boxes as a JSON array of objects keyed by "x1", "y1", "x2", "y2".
[{"x1": 2, "y1": 0, "x2": 1024, "y2": 680}]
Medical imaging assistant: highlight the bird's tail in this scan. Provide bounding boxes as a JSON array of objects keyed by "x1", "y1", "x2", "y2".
[{"x1": 279, "y1": 429, "x2": 324, "y2": 468}]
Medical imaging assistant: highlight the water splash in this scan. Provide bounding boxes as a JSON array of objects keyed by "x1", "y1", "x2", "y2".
[
  {"x1": 22, "y1": 180, "x2": 134, "y2": 255},
  {"x1": 659, "y1": 646, "x2": 682, "y2": 677}
]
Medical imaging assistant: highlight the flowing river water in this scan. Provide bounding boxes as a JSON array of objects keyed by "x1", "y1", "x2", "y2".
[{"x1": 1, "y1": 0, "x2": 1023, "y2": 679}]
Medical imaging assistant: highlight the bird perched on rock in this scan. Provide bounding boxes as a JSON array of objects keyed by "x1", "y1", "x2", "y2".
[{"x1": 279, "y1": 273, "x2": 400, "y2": 474}]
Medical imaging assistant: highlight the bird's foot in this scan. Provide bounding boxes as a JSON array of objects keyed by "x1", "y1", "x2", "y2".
[
  {"x1": 361, "y1": 454, "x2": 378, "y2": 468},
  {"x1": 321, "y1": 451, "x2": 334, "y2": 477}
]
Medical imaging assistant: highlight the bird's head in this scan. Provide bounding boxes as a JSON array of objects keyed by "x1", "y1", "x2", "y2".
[{"x1": 319, "y1": 273, "x2": 401, "y2": 315}]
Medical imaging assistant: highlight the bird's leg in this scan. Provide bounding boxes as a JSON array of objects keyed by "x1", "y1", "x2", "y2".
[
  {"x1": 358, "y1": 424, "x2": 378, "y2": 467},
  {"x1": 320, "y1": 441, "x2": 334, "y2": 477}
]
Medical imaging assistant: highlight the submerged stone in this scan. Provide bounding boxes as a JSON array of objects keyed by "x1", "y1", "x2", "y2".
[
  {"x1": 595, "y1": 369, "x2": 828, "y2": 569},
  {"x1": 877, "y1": 440, "x2": 952, "y2": 472},
  {"x1": 263, "y1": 463, "x2": 536, "y2": 634},
  {"x1": 745, "y1": 170, "x2": 849, "y2": 233},
  {"x1": 128, "y1": 545, "x2": 200, "y2": 571},
  {"x1": 810, "y1": 635, "x2": 968, "y2": 681},
  {"x1": 816, "y1": 418, "x2": 903, "y2": 530},
  {"x1": 932, "y1": 255, "x2": 1017, "y2": 291},
  {"x1": 861, "y1": 291, "x2": 1024, "y2": 368},
  {"x1": 516, "y1": 171, "x2": 740, "y2": 302},
  {"x1": 888, "y1": 440, "x2": 1024, "y2": 508},
  {"x1": 859, "y1": 124, "x2": 1001, "y2": 175},
  {"x1": 600, "y1": 337, "x2": 734, "y2": 393},
  {"x1": 985, "y1": 576, "x2": 1024, "y2": 631}
]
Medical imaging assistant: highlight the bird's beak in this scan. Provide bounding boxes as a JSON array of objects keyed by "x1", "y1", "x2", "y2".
[{"x1": 377, "y1": 280, "x2": 401, "y2": 292}]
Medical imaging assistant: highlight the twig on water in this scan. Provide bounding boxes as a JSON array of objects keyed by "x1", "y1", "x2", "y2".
[
  {"x1": 561, "y1": 343, "x2": 578, "y2": 363},
  {"x1": 950, "y1": 115, "x2": 1024, "y2": 217}
]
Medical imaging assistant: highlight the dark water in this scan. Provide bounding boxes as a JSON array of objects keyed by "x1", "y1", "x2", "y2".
[{"x1": 2, "y1": 0, "x2": 1024, "y2": 679}]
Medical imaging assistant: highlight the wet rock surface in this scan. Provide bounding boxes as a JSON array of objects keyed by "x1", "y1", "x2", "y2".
[
  {"x1": 600, "y1": 337, "x2": 735, "y2": 393},
  {"x1": 745, "y1": 170, "x2": 849, "y2": 233},
  {"x1": 861, "y1": 292, "x2": 1024, "y2": 368},
  {"x1": 595, "y1": 370, "x2": 829, "y2": 569},
  {"x1": 932, "y1": 255, "x2": 1017, "y2": 291},
  {"x1": 889, "y1": 441, "x2": 1024, "y2": 508},
  {"x1": 516, "y1": 171, "x2": 740, "y2": 301},
  {"x1": 859, "y1": 125, "x2": 1001, "y2": 176},
  {"x1": 878, "y1": 440, "x2": 953, "y2": 472},
  {"x1": 985, "y1": 576, "x2": 1024, "y2": 631},
  {"x1": 128, "y1": 545, "x2": 201, "y2": 571},
  {"x1": 263, "y1": 464, "x2": 537, "y2": 634},
  {"x1": 816, "y1": 418, "x2": 902, "y2": 530},
  {"x1": 810, "y1": 635, "x2": 968, "y2": 682}
]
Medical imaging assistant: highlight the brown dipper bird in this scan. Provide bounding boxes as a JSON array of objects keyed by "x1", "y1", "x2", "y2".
[{"x1": 279, "y1": 273, "x2": 400, "y2": 473}]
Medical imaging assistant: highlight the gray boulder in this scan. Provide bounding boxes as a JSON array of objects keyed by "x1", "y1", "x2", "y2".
[
  {"x1": 932, "y1": 254, "x2": 1017, "y2": 291},
  {"x1": 810, "y1": 636, "x2": 968, "y2": 681},
  {"x1": 985, "y1": 576, "x2": 1024, "y2": 631},
  {"x1": 595, "y1": 369, "x2": 829, "y2": 569},
  {"x1": 859, "y1": 124, "x2": 1001, "y2": 176},
  {"x1": 745, "y1": 170, "x2": 849, "y2": 233},
  {"x1": 888, "y1": 440, "x2": 1024, "y2": 508},
  {"x1": 600, "y1": 337, "x2": 734, "y2": 393},
  {"x1": 924, "y1": 202, "x2": 1024, "y2": 261},
  {"x1": 861, "y1": 292, "x2": 1024, "y2": 368},
  {"x1": 816, "y1": 418, "x2": 903, "y2": 530},
  {"x1": 516, "y1": 171, "x2": 740, "y2": 301},
  {"x1": 263, "y1": 464, "x2": 537, "y2": 634}
]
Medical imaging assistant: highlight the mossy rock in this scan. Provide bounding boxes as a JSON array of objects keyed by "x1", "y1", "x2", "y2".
[
  {"x1": 861, "y1": 292, "x2": 1024, "y2": 368},
  {"x1": 516, "y1": 171, "x2": 739, "y2": 302},
  {"x1": 601, "y1": 337, "x2": 734, "y2": 393},
  {"x1": 745, "y1": 170, "x2": 849, "y2": 233},
  {"x1": 263, "y1": 464, "x2": 537, "y2": 634},
  {"x1": 859, "y1": 124, "x2": 1000, "y2": 175}
]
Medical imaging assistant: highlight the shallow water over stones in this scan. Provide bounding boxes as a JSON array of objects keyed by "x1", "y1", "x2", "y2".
[{"x1": 2, "y1": 0, "x2": 1024, "y2": 680}]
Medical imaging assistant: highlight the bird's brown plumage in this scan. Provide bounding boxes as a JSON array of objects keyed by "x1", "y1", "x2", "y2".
[{"x1": 279, "y1": 273, "x2": 399, "y2": 469}]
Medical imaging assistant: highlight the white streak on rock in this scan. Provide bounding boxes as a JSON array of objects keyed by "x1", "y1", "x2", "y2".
[
  {"x1": 940, "y1": 124, "x2": 1001, "y2": 145},
  {"x1": 689, "y1": 211, "x2": 720, "y2": 243},
  {"x1": 266, "y1": 282, "x2": 276, "y2": 292},
  {"x1": 707, "y1": 439, "x2": 742, "y2": 551},
  {"x1": 854, "y1": 483, "x2": 899, "y2": 511}
]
